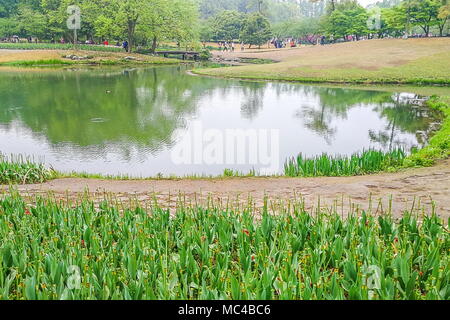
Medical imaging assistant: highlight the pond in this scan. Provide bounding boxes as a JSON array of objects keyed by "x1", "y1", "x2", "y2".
[{"x1": 0, "y1": 65, "x2": 441, "y2": 177}]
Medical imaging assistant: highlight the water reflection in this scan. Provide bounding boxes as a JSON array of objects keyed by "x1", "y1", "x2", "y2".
[
  {"x1": 240, "y1": 82, "x2": 265, "y2": 120},
  {"x1": 294, "y1": 88, "x2": 440, "y2": 149},
  {"x1": 369, "y1": 93, "x2": 441, "y2": 150},
  {"x1": 0, "y1": 66, "x2": 441, "y2": 176}
]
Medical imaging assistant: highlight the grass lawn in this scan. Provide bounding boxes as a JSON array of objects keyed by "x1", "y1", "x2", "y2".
[{"x1": 195, "y1": 38, "x2": 450, "y2": 84}]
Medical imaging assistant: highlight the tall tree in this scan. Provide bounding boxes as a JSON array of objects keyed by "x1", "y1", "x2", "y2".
[
  {"x1": 324, "y1": 1, "x2": 369, "y2": 40},
  {"x1": 167, "y1": 0, "x2": 199, "y2": 49},
  {"x1": 116, "y1": 0, "x2": 142, "y2": 52},
  {"x1": 310, "y1": 0, "x2": 338, "y2": 12},
  {"x1": 209, "y1": 10, "x2": 245, "y2": 41},
  {"x1": 240, "y1": 12, "x2": 272, "y2": 48},
  {"x1": 17, "y1": 4, "x2": 47, "y2": 38},
  {"x1": 383, "y1": 6, "x2": 408, "y2": 36},
  {"x1": 138, "y1": 0, "x2": 198, "y2": 52},
  {"x1": 248, "y1": 0, "x2": 268, "y2": 14},
  {"x1": 0, "y1": 0, "x2": 19, "y2": 18},
  {"x1": 374, "y1": 0, "x2": 401, "y2": 8},
  {"x1": 272, "y1": 17, "x2": 320, "y2": 39},
  {"x1": 407, "y1": 0, "x2": 442, "y2": 36},
  {"x1": 437, "y1": 0, "x2": 449, "y2": 36}
]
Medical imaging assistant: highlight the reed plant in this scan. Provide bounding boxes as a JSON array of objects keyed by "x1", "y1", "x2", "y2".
[
  {"x1": 284, "y1": 149, "x2": 406, "y2": 177},
  {"x1": 0, "y1": 154, "x2": 53, "y2": 184}
]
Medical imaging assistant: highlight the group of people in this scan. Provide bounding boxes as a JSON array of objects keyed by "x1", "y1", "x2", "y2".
[
  {"x1": 270, "y1": 38, "x2": 301, "y2": 49},
  {"x1": 87, "y1": 39, "x2": 129, "y2": 51},
  {"x1": 0, "y1": 35, "x2": 20, "y2": 43},
  {"x1": 102, "y1": 40, "x2": 129, "y2": 52},
  {"x1": 218, "y1": 41, "x2": 235, "y2": 52},
  {"x1": 48, "y1": 37, "x2": 65, "y2": 44},
  {"x1": 271, "y1": 38, "x2": 299, "y2": 49},
  {"x1": 271, "y1": 35, "x2": 332, "y2": 48},
  {"x1": 26, "y1": 36, "x2": 39, "y2": 43}
]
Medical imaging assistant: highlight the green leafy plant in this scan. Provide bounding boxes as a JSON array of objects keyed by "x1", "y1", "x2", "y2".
[
  {"x1": 199, "y1": 49, "x2": 212, "y2": 61},
  {"x1": 0, "y1": 192, "x2": 448, "y2": 300},
  {"x1": 404, "y1": 96, "x2": 450, "y2": 167},
  {"x1": 284, "y1": 149, "x2": 406, "y2": 177},
  {"x1": 0, "y1": 154, "x2": 53, "y2": 184}
]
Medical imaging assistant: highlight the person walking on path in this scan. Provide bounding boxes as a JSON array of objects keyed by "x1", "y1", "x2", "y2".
[{"x1": 123, "y1": 40, "x2": 129, "y2": 52}]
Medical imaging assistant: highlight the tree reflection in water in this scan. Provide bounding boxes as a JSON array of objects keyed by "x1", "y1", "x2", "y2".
[
  {"x1": 0, "y1": 66, "x2": 442, "y2": 176},
  {"x1": 295, "y1": 87, "x2": 439, "y2": 150}
]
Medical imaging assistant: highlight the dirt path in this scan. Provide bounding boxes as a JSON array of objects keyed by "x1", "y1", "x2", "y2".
[{"x1": 2, "y1": 160, "x2": 449, "y2": 218}]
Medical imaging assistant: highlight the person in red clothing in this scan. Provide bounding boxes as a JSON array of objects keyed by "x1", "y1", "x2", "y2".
[{"x1": 103, "y1": 40, "x2": 109, "y2": 46}]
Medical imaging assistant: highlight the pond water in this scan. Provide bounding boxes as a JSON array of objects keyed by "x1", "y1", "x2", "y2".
[{"x1": 0, "y1": 65, "x2": 441, "y2": 177}]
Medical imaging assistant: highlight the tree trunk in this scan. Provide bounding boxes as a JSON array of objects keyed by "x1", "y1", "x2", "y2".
[
  {"x1": 421, "y1": 25, "x2": 429, "y2": 37},
  {"x1": 151, "y1": 36, "x2": 157, "y2": 54},
  {"x1": 438, "y1": 18, "x2": 447, "y2": 37},
  {"x1": 127, "y1": 21, "x2": 136, "y2": 52}
]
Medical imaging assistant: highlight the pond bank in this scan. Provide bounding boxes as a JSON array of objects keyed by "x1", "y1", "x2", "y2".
[
  {"x1": 0, "y1": 58, "x2": 449, "y2": 219},
  {"x1": 0, "y1": 49, "x2": 178, "y2": 66},
  {"x1": 3, "y1": 158, "x2": 449, "y2": 218}
]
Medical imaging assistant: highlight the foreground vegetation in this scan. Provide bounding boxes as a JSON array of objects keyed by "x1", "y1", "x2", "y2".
[
  {"x1": 0, "y1": 192, "x2": 448, "y2": 300},
  {"x1": 0, "y1": 154, "x2": 53, "y2": 184}
]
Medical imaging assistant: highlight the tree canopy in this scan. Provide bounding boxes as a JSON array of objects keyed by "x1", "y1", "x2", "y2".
[
  {"x1": 0, "y1": 0, "x2": 448, "y2": 50},
  {"x1": 0, "y1": 0, "x2": 199, "y2": 52},
  {"x1": 240, "y1": 13, "x2": 272, "y2": 47}
]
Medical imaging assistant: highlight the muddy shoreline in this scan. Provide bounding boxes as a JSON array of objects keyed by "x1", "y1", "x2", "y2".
[{"x1": 2, "y1": 159, "x2": 449, "y2": 218}]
